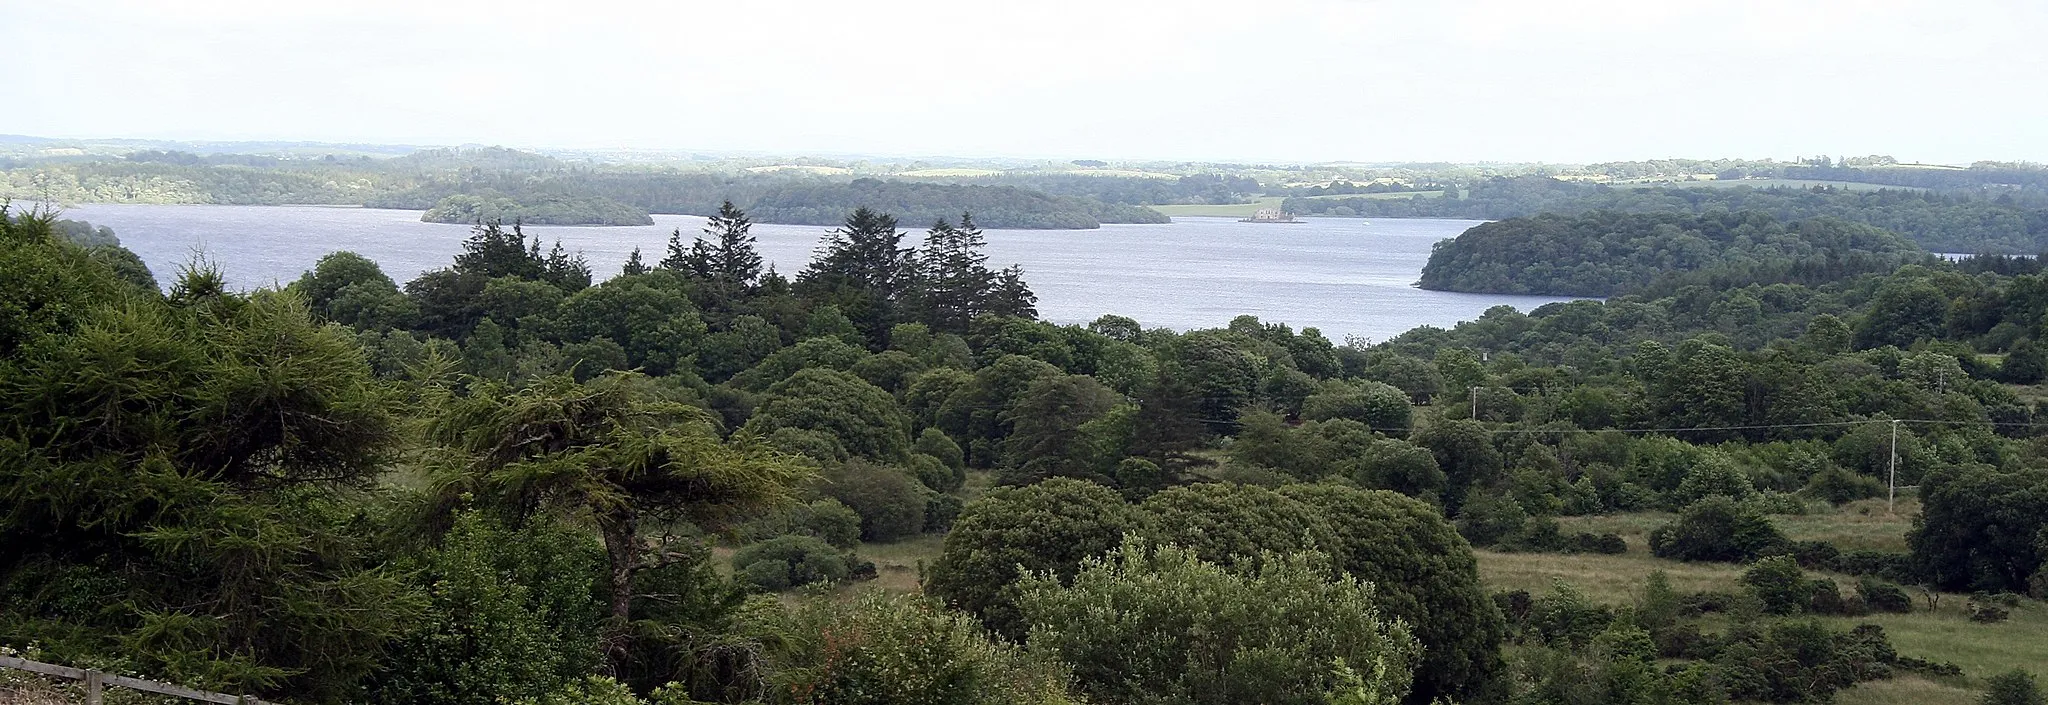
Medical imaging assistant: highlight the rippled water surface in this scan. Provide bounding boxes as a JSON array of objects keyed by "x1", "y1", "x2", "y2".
[{"x1": 60, "y1": 204, "x2": 1579, "y2": 342}]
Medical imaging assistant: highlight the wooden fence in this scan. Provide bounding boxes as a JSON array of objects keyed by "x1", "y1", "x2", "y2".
[{"x1": 0, "y1": 655, "x2": 269, "y2": 705}]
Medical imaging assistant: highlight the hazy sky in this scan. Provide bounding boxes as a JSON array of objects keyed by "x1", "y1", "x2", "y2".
[{"x1": 8, "y1": 0, "x2": 2047, "y2": 164}]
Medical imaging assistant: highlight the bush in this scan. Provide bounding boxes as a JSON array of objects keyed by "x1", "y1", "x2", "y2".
[
  {"x1": 1742, "y1": 556, "x2": 1814, "y2": 615},
  {"x1": 1455, "y1": 491, "x2": 1529, "y2": 547},
  {"x1": 1857, "y1": 578, "x2": 1913, "y2": 613},
  {"x1": 1804, "y1": 466, "x2": 1884, "y2": 505},
  {"x1": 822, "y1": 460, "x2": 927, "y2": 542},
  {"x1": 1983, "y1": 670, "x2": 2046, "y2": 705},
  {"x1": 370, "y1": 511, "x2": 606, "y2": 705},
  {"x1": 1278, "y1": 484, "x2": 1508, "y2": 704},
  {"x1": 1016, "y1": 539, "x2": 1421, "y2": 705},
  {"x1": 745, "y1": 592, "x2": 1081, "y2": 705},
  {"x1": 1138, "y1": 483, "x2": 1336, "y2": 568},
  {"x1": 731, "y1": 536, "x2": 858, "y2": 592},
  {"x1": 734, "y1": 498, "x2": 863, "y2": 548},
  {"x1": 923, "y1": 492, "x2": 964, "y2": 533},
  {"x1": 1649, "y1": 496, "x2": 1789, "y2": 562},
  {"x1": 907, "y1": 452, "x2": 961, "y2": 493},
  {"x1": 924, "y1": 478, "x2": 1143, "y2": 639}
]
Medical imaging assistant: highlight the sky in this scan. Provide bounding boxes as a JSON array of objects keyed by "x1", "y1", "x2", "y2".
[{"x1": 7, "y1": 0, "x2": 2048, "y2": 164}]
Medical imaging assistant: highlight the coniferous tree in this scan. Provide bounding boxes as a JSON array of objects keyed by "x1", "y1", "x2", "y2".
[
  {"x1": 797, "y1": 207, "x2": 910, "y2": 345},
  {"x1": 706, "y1": 200, "x2": 764, "y2": 286},
  {"x1": 909, "y1": 213, "x2": 996, "y2": 333},
  {"x1": 986, "y1": 265, "x2": 1038, "y2": 320},
  {"x1": 621, "y1": 247, "x2": 648, "y2": 276}
]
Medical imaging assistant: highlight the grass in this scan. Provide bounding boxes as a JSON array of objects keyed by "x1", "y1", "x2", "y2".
[
  {"x1": 1478, "y1": 499, "x2": 2048, "y2": 694},
  {"x1": 1147, "y1": 197, "x2": 1285, "y2": 218},
  {"x1": 856, "y1": 534, "x2": 944, "y2": 594},
  {"x1": 1833, "y1": 676, "x2": 1979, "y2": 705}
]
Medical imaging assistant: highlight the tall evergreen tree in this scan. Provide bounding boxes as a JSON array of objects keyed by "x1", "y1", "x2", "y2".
[
  {"x1": 797, "y1": 207, "x2": 910, "y2": 345},
  {"x1": 621, "y1": 247, "x2": 648, "y2": 276},
  {"x1": 705, "y1": 200, "x2": 764, "y2": 285},
  {"x1": 986, "y1": 265, "x2": 1038, "y2": 320},
  {"x1": 908, "y1": 212, "x2": 996, "y2": 333}
]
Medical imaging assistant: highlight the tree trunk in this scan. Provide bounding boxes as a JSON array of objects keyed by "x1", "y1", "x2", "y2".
[{"x1": 599, "y1": 508, "x2": 640, "y2": 625}]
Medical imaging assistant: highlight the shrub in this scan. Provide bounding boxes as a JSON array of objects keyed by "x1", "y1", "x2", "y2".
[
  {"x1": 924, "y1": 478, "x2": 1143, "y2": 639},
  {"x1": 1138, "y1": 483, "x2": 1336, "y2": 568},
  {"x1": 1016, "y1": 539, "x2": 1421, "y2": 705},
  {"x1": 1649, "y1": 496, "x2": 1789, "y2": 562},
  {"x1": 1455, "y1": 491, "x2": 1528, "y2": 547},
  {"x1": 370, "y1": 511, "x2": 606, "y2": 705},
  {"x1": 1804, "y1": 465, "x2": 1884, "y2": 505},
  {"x1": 1742, "y1": 556, "x2": 1814, "y2": 615},
  {"x1": 822, "y1": 460, "x2": 927, "y2": 542},
  {"x1": 907, "y1": 452, "x2": 961, "y2": 493},
  {"x1": 745, "y1": 592, "x2": 1081, "y2": 705},
  {"x1": 1857, "y1": 578, "x2": 1913, "y2": 613},
  {"x1": 923, "y1": 492, "x2": 964, "y2": 533},
  {"x1": 1983, "y1": 670, "x2": 2046, "y2": 705},
  {"x1": 731, "y1": 536, "x2": 857, "y2": 592}
]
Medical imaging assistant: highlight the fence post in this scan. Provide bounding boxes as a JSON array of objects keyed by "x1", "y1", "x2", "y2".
[{"x1": 85, "y1": 670, "x2": 103, "y2": 705}]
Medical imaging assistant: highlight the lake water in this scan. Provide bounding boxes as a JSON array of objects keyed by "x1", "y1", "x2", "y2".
[{"x1": 56, "y1": 204, "x2": 1578, "y2": 343}]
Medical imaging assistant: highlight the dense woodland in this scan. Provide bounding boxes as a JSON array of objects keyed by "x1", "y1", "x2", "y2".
[
  {"x1": 8, "y1": 170, "x2": 2048, "y2": 705},
  {"x1": 2, "y1": 148, "x2": 1166, "y2": 229},
  {"x1": 1286, "y1": 177, "x2": 2048, "y2": 254},
  {"x1": 1417, "y1": 211, "x2": 1928, "y2": 296}
]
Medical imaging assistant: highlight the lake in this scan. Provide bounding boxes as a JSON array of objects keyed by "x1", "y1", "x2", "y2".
[{"x1": 56, "y1": 204, "x2": 1579, "y2": 344}]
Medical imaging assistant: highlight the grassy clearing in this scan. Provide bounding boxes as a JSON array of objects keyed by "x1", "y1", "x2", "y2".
[
  {"x1": 1148, "y1": 197, "x2": 1285, "y2": 218},
  {"x1": 856, "y1": 534, "x2": 944, "y2": 594},
  {"x1": 1834, "y1": 676, "x2": 1979, "y2": 705}
]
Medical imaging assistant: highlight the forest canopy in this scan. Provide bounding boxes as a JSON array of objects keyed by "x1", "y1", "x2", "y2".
[{"x1": 1416, "y1": 210, "x2": 1928, "y2": 297}]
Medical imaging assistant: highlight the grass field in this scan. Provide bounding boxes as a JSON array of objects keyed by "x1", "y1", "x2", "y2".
[{"x1": 1478, "y1": 499, "x2": 2047, "y2": 696}]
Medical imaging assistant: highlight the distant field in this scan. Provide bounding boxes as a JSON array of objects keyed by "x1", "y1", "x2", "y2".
[
  {"x1": 1148, "y1": 197, "x2": 1285, "y2": 218},
  {"x1": 1301, "y1": 191, "x2": 1446, "y2": 200},
  {"x1": 745, "y1": 164, "x2": 851, "y2": 175},
  {"x1": 1050, "y1": 169, "x2": 1181, "y2": 179},
  {"x1": 896, "y1": 168, "x2": 1004, "y2": 178},
  {"x1": 1609, "y1": 178, "x2": 1915, "y2": 192}
]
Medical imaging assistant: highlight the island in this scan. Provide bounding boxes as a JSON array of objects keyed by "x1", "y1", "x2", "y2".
[{"x1": 420, "y1": 193, "x2": 654, "y2": 226}]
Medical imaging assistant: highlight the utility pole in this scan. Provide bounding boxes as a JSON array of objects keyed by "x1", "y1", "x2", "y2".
[
  {"x1": 1471, "y1": 386, "x2": 1480, "y2": 420},
  {"x1": 1888, "y1": 419, "x2": 1900, "y2": 513}
]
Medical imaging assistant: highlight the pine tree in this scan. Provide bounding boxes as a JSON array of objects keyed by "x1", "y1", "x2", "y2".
[
  {"x1": 986, "y1": 265, "x2": 1037, "y2": 320},
  {"x1": 908, "y1": 212, "x2": 996, "y2": 333},
  {"x1": 705, "y1": 200, "x2": 763, "y2": 286},
  {"x1": 621, "y1": 247, "x2": 648, "y2": 276}
]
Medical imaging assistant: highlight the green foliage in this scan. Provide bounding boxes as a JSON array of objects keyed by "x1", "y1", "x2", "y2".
[
  {"x1": 746, "y1": 591, "x2": 1081, "y2": 705},
  {"x1": 0, "y1": 271, "x2": 409, "y2": 698},
  {"x1": 1016, "y1": 539, "x2": 1420, "y2": 705},
  {"x1": 1983, "y1": 670, "x2": 2046, "y2": 705},
  {"x1": 1277, "y1": 484, "x2": 1507, "y2": 704},
  {"x1": 1418, "y1": 210, "x2": 1922, "y2": 296},
  {"x1": 425, "y1": 372, "x2": 812, "y2": 625},
  {"x1": 1910, "y1": 464, "x2": 2048, "y2": 592},
  {"x1": 1648, "y1": 496, "x2": 1790, "y2": 562},
  {"x1": 820, "y1": 460, "x2": 927, "y2": 543},
  {"x1": 1301, "y1": 380, "x2": 1414, "y2": 434},
  {"x1": 924, "y1": 478, "x2": 1142, "y2": 639},
  {"x1": 745, "y1": 368, "x2": 912, "y2": 462},
  {"x1": 422, "y1": 192, "x2": 653, "y2": 226},
  {"x1": 750, "y1": 177, "x2": 1164, "y2": 230},
  {"x1": 1139, "y1": 483, "x2": 1336, "y2": 568},
  {"x1": 370, "y1": 510, "x2": 605, "y2": 705},
  {"x1": 730, "y1": 536, "x2": 858, "y2": 592},
  {"x1": 1002, "y1": 373, "x2": 1122, "y2": 483}
]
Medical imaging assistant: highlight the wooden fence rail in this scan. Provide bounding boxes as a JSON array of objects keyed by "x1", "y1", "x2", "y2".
[{"x1": 0, "y1": 655, "x2": 269, "y2": 705}]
